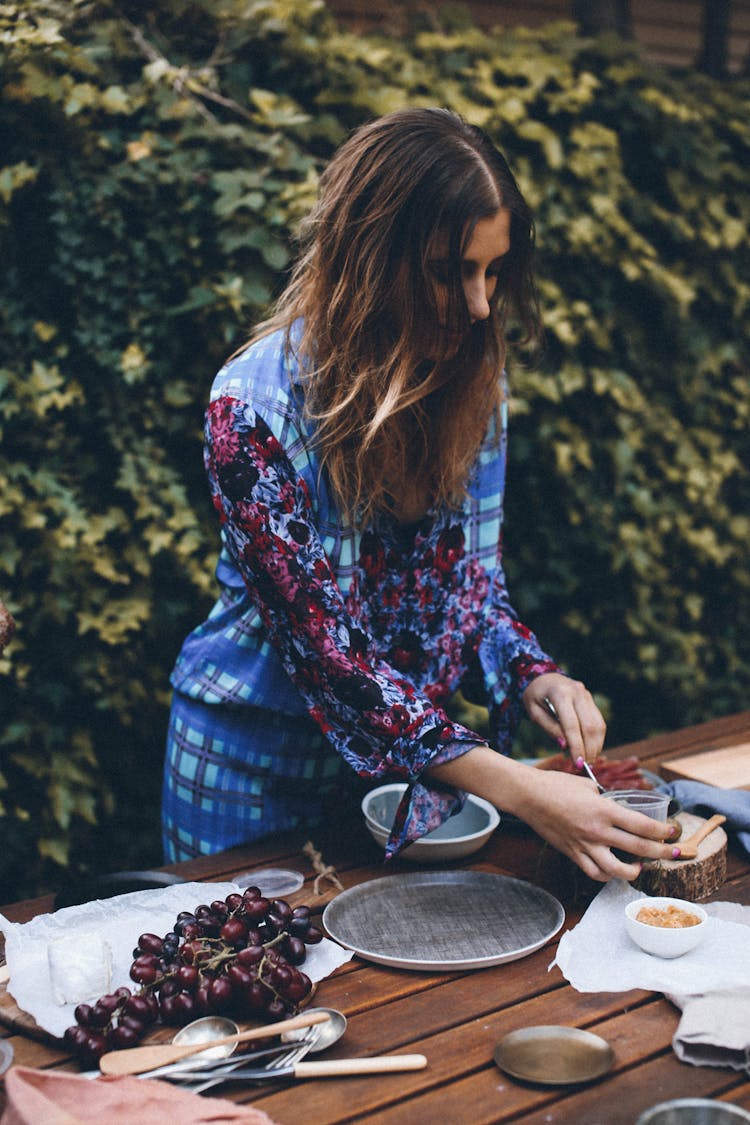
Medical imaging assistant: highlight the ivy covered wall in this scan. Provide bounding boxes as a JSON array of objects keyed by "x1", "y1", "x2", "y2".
[{"x1": 1, "y1": 0, "x2": 748, "y2": 899}]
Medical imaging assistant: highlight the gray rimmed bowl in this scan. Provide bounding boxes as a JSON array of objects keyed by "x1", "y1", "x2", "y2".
[{"x1": 362, "y1": 783, "x2": 500, "y2": 862}]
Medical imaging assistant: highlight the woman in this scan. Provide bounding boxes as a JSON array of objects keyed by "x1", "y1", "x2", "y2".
[{"x1": 163, "y1": 107, "x2": 676, "y2": 882}]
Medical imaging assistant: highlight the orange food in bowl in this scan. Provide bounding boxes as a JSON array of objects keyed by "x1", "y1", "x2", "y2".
[
  {"x1": 625, "y1": 896, "x2": 707, "y2": 957},
  {"x1": 635, "y1": 904, "x2": 701, "y2": 929}
]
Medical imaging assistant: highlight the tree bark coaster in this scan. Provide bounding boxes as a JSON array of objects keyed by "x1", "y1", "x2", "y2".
[{"x1": 637, "y1": 811, "x2": 727, "y2": 901}]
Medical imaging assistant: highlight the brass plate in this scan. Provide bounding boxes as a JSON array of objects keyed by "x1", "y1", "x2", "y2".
[{"x1": 494, "y1": 1025, "x2": 614, "y2": 1085}]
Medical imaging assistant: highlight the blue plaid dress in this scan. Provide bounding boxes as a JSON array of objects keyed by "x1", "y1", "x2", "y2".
[{"x1": 162, "y1": 328, "x2": 560, "y2": 862}]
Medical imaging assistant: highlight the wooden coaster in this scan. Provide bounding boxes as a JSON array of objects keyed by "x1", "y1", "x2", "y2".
[{"x1": 637, "y1": 811, "x2": 727, "y2": 901}]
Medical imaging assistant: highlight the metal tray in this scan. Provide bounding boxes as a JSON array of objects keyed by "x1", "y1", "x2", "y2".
[
  {"x1": 322, "y1": 871, "x2": 564, "y2": 971},
  {"x1": 494, "y1": 1025, "x2": 614, "y2": 1085}
]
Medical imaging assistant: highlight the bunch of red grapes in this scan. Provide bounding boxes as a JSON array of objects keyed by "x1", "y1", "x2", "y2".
[{"x1": 63, "y1": 885, "x2": 323, "y2": 1068}]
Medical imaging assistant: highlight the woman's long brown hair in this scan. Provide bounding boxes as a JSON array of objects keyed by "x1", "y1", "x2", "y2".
[{"x1": 245, "y1": 107, "x2": 541, "y2": 526}]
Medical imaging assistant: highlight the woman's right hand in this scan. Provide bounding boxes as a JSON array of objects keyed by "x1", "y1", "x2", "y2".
[
  {"x1": 428, "y1": 746, "x2": 678, "y2": 882},
  {"x1": 514, "y1": 766, "x2": 678, "y2": 882}
]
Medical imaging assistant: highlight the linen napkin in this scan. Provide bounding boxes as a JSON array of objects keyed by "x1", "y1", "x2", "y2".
[
  {"x1": 0, "y1": 1065, "x2": 278, "y2": 1125},
  {"x1": 666, "y1": 899, "x2": 750, "y2": 1073},
  {"x1": 666, "y1": 989, "x2": 750, "y2": 1072}
]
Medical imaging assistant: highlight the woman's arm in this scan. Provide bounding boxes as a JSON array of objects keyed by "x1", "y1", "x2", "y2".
[
  {"x1": 428, "y1": 745, "x2": 677, "y2": 883},
  {"x1": 205, "y1": 393, "x2": 481, "y2": 779},
  {"x1": 470, "y1": 399, "x2": 607, "y2": 767}
]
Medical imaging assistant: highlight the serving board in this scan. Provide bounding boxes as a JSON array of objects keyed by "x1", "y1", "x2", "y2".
[{"x1": 660, "y1": 743, "x2": 750, "y2": 789}]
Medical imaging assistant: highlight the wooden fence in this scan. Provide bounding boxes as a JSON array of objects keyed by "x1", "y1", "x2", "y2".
[{"x1": 328, "y1": 0, "x2": 750, "y2": 74}]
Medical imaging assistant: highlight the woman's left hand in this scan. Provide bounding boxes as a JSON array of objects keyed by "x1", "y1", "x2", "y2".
[{"x1": 523, "y1": 672, "x2": 606, "y2": 766}]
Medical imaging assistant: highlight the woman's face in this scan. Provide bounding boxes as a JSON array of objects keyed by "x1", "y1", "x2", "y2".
[{"x1": 427, "y1": 207, "x2": 512, "y2": 353}]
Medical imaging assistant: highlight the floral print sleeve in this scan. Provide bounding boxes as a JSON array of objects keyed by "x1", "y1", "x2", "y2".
[{"x1": 205, "y1": 394, "x2": 484, "y2": 855}]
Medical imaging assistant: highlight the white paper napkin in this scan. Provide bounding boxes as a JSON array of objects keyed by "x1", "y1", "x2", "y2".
[
  {"x1": 550, "y1": 880, "x2": 750, "y2": 995},
  {"x1": 0, "y1": 881, "x2": 352, "y2": 1038}
]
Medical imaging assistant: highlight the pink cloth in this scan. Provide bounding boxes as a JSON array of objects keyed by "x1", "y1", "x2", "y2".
[{"x1": 1, "y1": 1065, "x2": 279, "y2": 1125}]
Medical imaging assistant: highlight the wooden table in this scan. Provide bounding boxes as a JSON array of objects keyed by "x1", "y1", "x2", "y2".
[{"x1": 2, "y1": 709, "x2": 750, "y2": 1124}]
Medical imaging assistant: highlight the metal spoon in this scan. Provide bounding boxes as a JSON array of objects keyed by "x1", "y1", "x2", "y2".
[
  {"x1": 168, "y1": 1008, "x2": 347, "y2": 1084},
  {"x1": 136, "y1": 1014, "x2": 244, "y2": 1078},
  {"x1": 173, "y1": 1014, "x2": 241, "y2": 1060},
  {"x1": 98, "y1": 1008, "x2": 330, "y2": 1076},
  {"x1": 281, "y1": 1007, "x2": 347, "y2": 1053},
  {"x1": 131, "y1": 1014, "x2": 245, "y2": 1080},
  {"x1": 83, "y1": 1016, "x2": 245, "y2": 1082},
  {"x1": 153, "y1": 1008, "x2": 348, "y2": 1085},
  {"x1": 171, "y1": 1009, "x2": 347, "y2": 1060}
]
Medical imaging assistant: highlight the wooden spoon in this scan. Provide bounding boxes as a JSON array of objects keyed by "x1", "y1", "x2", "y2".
[
  {"x1": 674, "y1": 813, "x2": 726, "y2": 860},
  {"x1": 98, "y1": 1009, "x2": 330, "y2": 1076}
]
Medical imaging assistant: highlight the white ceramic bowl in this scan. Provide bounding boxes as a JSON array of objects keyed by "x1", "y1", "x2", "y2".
[
  {"x1": 625, "y1": 896, "x2": 708, "y2": 958},
  {"x1": 361, "y1": 783, "x2": 500, "y2": 862}
]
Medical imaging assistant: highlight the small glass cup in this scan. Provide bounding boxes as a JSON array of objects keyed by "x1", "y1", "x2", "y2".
[
  {"x1": 603, "y1": 789, "x2": 670, "y2": 822},
  {"x1": 603, "y1": 788, "x2": 671, "y2": 862}
]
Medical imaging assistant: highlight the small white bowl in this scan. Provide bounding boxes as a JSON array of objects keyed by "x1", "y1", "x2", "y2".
[
  {"x1": 625, "y1": 896, "x2": 708, "y2": 958},
  {"x1": 361, "y1": 783, "x2": 500, "y2": 862}
]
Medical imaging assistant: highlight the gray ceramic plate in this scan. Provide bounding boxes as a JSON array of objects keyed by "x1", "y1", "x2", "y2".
[
  {"x1": 494, "y1": 1025, "x2": 614, "y2": 1085},
  {"x1": 322, "y1": 871, "x2": 565, "y2": 971}
]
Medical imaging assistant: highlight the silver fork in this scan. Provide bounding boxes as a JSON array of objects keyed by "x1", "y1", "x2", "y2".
[
  {"x1": 184, "y1": 1026, "x2": 321, "y2": 1095},
  {"x1": 137, "y1": 1037, "x2": 315, "y2": 1082}
]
